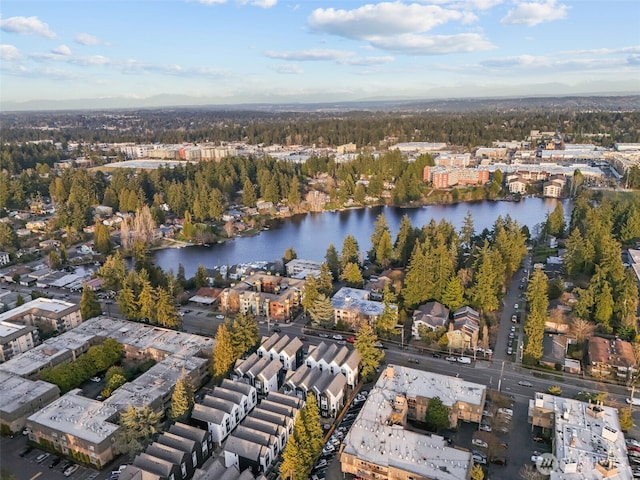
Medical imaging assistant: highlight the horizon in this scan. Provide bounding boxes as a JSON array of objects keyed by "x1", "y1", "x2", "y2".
[{"x1": 1, "y1": 0, "x2": 639, "y2": 111}]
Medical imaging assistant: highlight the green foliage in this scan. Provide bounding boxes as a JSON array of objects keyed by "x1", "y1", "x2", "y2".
[
  {"x1": 619, "y1": 407, "x2": 634, "y2": 432},
  {"x1": 324, "y1": 244, "x2": 340, "y2": 279},
  {"x1": 547, "y1": 385, "x2": 563, "y2": 396},
  {"x1": 194, "y1": 264, "x2": 209, "y2": 289},
  {"x1": 340, "y1": 235, "x2": 359, "y2": 270},
  {"x1": 283, "y1": 247, "x2": 298, "y2": 265},
  {"x1": 393, "y1": 214, "x2": 418, "y2": 267},
  {"x1": 98, "y1": 251, "x2": 127, "y2": 291},
  {"x1": 170, "y1": 377, "x2": 195, "y2": 422},
  {"x1": 80, "y1": 284, "x2": 102, "y2": 320},
  {"x1": 229, "y1": 311, "x2": 260, "y2": 358},
  {"x1": 116, "y1": 405, "x2": 162, "y2": 459},
  {"x1": 340, "y1": 262, "x2": 364, "y2": 287},
  {"x1": 317, "y1": 263, "x2": 334, "y2": 296},
  {"x1": 523, "y1": 268, "x2": 549, "y2": 363},
  {"x1": 375, "y1": 285, "x2": 398, "y2": 337},
  {"x1": 470, "y1": 464, "x2": 485, "y2": 480},
  {"x1": 354, "y1": 322, "x2": 384, "y2": 381},
  {"x1": 211, "y1": 323, "x2": 236, "y2": 383},
  {"x1": 309, "y1": 294, "x2": 334, "y2": 328},
  {"x1": 545, "y1": 202, "x2": 565, "y2": 238},
  {"x1": 424, "y1": 396, "x2": 451, "y2": 432},
  {"x1": 301, "y1": 275, "x2": 319, "y2": 313},
  {"x1": 441, "y1": 276, "x2": 465, "y2": 312},
  {"x1": 94, "y1": 222, "x2": 112, "y2": 254}
]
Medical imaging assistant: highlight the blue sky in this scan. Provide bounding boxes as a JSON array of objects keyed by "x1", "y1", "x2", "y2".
[{"x1": 1, "y1": 0, "x2": 639, "y2": 109}]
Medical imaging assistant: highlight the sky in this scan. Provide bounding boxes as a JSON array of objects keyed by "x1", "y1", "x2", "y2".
[{"x1": 1, "y1": 0, "x2": 639, "y2": 110}]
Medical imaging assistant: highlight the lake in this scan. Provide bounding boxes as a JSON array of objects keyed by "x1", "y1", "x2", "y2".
[{"x1": 153, "y1": 197, "x2": 571, "y2": 277}]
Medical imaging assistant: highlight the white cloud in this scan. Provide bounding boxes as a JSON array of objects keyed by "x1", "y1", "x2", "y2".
[
  {"x1": 308, "y1": 2, "x2": 465, "y2": 40},
  {"x1": 340, "y1": 55, "x2": 395, "y2": 66},
  {"x1": 0, "y1": 16, "x2": 56, "y2": 38},
  {"x1": 264, "y1": 49, "x2": 348, "y2": 62},
  {"x1": 51, "y1": 45, "x2": 72, "y2": 56},
  {"x1": 0, "y1": 44, "x2": 21, "y2": 61},
  {"x1": 240, "y1": 0, "x2": 277, "y2": 7},
  {"x1": 191, "y1": 0, "x2": 227, "y2": 4},
  {"x1": 75, "y1": 33, "x2": 103, "y2": 46},
  {"x1": 369, "y1": 33, "x2": 495, "y2": 54},
  {"x1": 501, "y1": 0, "x2": 568, "y2": 26},
  {"x1": 273, "y1": 64, "x2": 304, "y2": 74},
  {"x1": 480, "y1": 54, "x2": 629, "y2": 71}
]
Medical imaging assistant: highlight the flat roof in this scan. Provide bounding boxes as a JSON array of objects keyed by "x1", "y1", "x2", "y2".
[
  {"x1": 0, "y1": 371, "x2": 59, "y2": 415},
  {"x1": 0, "y1": 320, "x2": 36, "y2": 340},
  {"x1": 0, "y1": 298, "x2": 77, "y2": 322},
  {"x1": 342, "y1": 368, "x2": 471, "y2": 480},
  {"x1": 530, "y1": 393, "x2": 633, "y2": 480},
  {"x1": 27, "y1": 389, "x2": 119, "y2": 444}
]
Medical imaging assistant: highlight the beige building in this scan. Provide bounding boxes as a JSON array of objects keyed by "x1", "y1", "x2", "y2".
[
  {"x1": 25, "y1": 389, "x2": 120, "y2": 469},
  {"x1": 0, "y1": 298, "x2": 82, "y2": 334},
  {"x1": 0, "y1": 371, "x2": 59, "y2": 433},
  {"x1": 0, "y1": 321, "x2": 39, "y2": 362},
  {"x1": 340, "y1": 365, "x2": 477, "y2": 480}
]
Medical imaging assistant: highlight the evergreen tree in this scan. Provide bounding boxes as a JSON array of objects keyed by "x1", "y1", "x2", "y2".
[
  {"x1": 470, "y1": 464, "x2": 485, "y2": 480},
  {"x1": 283, "y1": 247, "x2": 298, "y2": 266},
  {"x1": 80, "y1": 283, "x2": 102, "y2": 320},
  {"x1": 402, "y1": 243, "x2": 428, "y2": 308},
  {"x1": 460, "y1": 210, "x2": 475, "y2": 250},
  {"x1": 545, "y1": 202, "x2": 566, "y2": 238},
  {"x1": 98, "y1": 251, "x2": 127, "y2": 291},
  {"x1": 211, "y1": 323, "x2": 236, "y2": 382},
  {"x1": 288, "y1": 176, "x2": 301, "y2": 211},
  {"x1": 177, "y1": 263, "x2": 186, "y2": 286},
  {"x1": 424, "y1": 396, "x2": 451, "y2": 432},
  {"x1": 137, "y1": 278, "x2": 156, "y2": 323},
  {"x1": 354, "y1": 322, "x2": 384, "y2": 381},
  {"x1": 317, "y1": 263, "x2": 334, "y2": 297},
  {"x1": 280, "y1": 430, "x2": 307, "y2": 479},
  {"x1": 194, "y1": 264, "x2": 209, "y2": 289},
  {"x1": 229, "y1": 311, "x2": 260, "y2": 358},
  {"x1": 340, "y1": 235, "x2": 359, "y2": 270},
  {"x1": 300, "y1": 394, "x2": 324, "y2": 457},
  {"x1": 523, "y1": 268, "x2": 549, "y2": 363},
  {"x1": 309, "y1": 294, "x2": 334, "y2": 327},
  {"x1": 470, "y1": 242, "x2": 502, "y2": 313},
  {"x1": 156, "y1": 286, "x2": 180, "y2": 328},
  {"x1": 594, "y1": 281, "x2": 614, "y2": 328},
  {"x1": 116, "y1": 405, "x2": 162, "y2": 459},
  {"x1": 340, "y1": 262, "x2": 364, "y2": 288},
  {"x1": 242, "y1": 178, "x2": 257, "y2": 207},
  {"x1": 301, "y1": 275, "x2": 319, "y2": 313},
  {"x1": 369, "y1": 213, "x2": 390, "y2": 262},
  {"x1": 325, "y1": 243, "x2": 340, "y2": 279},
  {"x1": 393, "y1": 214, "x2": 417, "y2": 267},
  {"x1": 375, "y1": 285, "x2": 398, "y2": 337},
  {"x1": 94, "y1": 222, "x2": 113, "y2": 254},
  {"x1": 170, "y1": 377, "x2": 194, "y2": 422},
  {"x1": 117, "y1": 282, "x2": 137, "y2": 320},
  {"x1": 441, "y1": 276, "x2": 465, "y2": 312}
]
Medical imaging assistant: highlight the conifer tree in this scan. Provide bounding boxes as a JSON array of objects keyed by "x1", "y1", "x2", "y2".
[
  {"x1": 369, "y1": 213, "x2": 390, "y2": 262},
  {"x1": 117, "y1": 282, "x2": 137, "y2": 320},
  {"x1": 523, "y1": 268, "x2": 549, "y2": 363},
  {"x1": 340, "y1": 262, "x2": 364, "y2": 288},
  {"x1": 194, "y1": 264, "x2": 209, "y2": 289},
  {"x1": 375, "y1": 285, "x2": 398, "y2": 337},
  {"x1": 441, "y1": 276, "x2": 465, "y2": 313},
  {"x1": 229, "y1": 312, "x2": 260, "y2": 358},
  {"x1": 211, "y1": 323, "x2": 236, "y2": 382},
  {"x1": 340, "y1": 235, "x2": 359, "y2": 270},
  {"x1": 393, "y1": 214, "x2": 417, "y2": 267},
  {"x1": 301, "y1": 275, "x2": 319, "y2": 313},
  {"x1": 80, "y1": 283, "x2": 102, "y2": 320},
  {"x1": 156, "y1": 286, "x2": 180, "y2": 328},
  {"x1": 317, "y1": 263, "x2": 334, "y2": 297},
  {"x1": 325, "y1": 244, "x2": 340, "y2": 279},
  {"x1": 170, "y1": 377, "x2": 194, "y2": 422},
  {"x1": 137, "y1": 278, "x2": 156, "y2": 323},
  {"x1": 116, "y1": 405, "x2": 162, "y2": 459},
  {"x1": 355, "y1": 322, "x2": 384, "y2": 381},
  {"x1": 309, "y1": 294, "x2": 334, "y2": 328},
  {"x1": 402, "y1": 243, "x2": 427, "y2": 308}
]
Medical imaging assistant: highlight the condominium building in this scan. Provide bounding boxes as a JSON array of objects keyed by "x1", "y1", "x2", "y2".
[{"x1": 0, "y1": 298, "x2": 82, "y2": 333}]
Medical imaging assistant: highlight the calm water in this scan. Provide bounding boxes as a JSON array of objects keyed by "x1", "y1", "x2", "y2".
[{"x1": 153, "y1": 197, "x2": 570, "y2": 277}]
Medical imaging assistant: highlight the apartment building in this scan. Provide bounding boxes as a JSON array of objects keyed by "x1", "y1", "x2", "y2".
[
  {"x1": 256, "y1": 333, "x2": 304, "y2": 371},
  {"x1": 0, "y1": 321, "x2": 39, "y2": 362},
  {"x1": 0, "y1": 298, "x2": 82, "y2": 333},
  {"x1": 0, "y1": 371, "x2": 60, "y2": 433}
]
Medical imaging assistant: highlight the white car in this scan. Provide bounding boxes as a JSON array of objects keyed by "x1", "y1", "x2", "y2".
[
  {"x1": 64, "y1": 464, "x2": 80, "y2": 477},
  {"x1": 90, "y1": 376, "x2": 101, "y2": 383},
  {"x1": 332, "y1": 334, "x2": 344, "y2": 340},
  {"x1": 514, "y1": 303, "x2": 519, "y2": 309},
  {"x1": 216, "y1": 314, "x2": 225, "y2": 319},
  {"x1": 627, "y1": 398, "x2": 640, "y2": 406},
  {"x1": 518, "y1": 380, "x2": 533, "y2": 387},
  {"x1": 472, "y1": 438, "x2": 488, "y2": 448},
  {"x1": 457, "y1": 356, "x2": 471, "y2": 364},
  {"x1": 480, "y1": 424, "x2": 492, "y2": 432},
  {"x1": 498, "y1": 408, "x2": 513, "y2": 416}
]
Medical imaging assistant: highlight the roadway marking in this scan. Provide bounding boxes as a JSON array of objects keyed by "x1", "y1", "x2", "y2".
[{"x1": 30, "y1": 473, "x2": 42, "y2": 480}]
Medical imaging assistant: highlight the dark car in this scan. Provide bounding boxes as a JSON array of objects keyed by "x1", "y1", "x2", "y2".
[
  {"x1": 49, "y1": 457, "x2": 62, "y2": 468},
  {"x1": 491, "y1": 457, "x2": 508, "y2": 466},
  {"x1": 272, "y1": 327, "x2": 281, "y2": 333},
  {"x1": 19, "y1": 446, "x2": 33, "y2": 457},
  {"x1": 432, "y1": 353, "x2": 442, "y2": 358}
]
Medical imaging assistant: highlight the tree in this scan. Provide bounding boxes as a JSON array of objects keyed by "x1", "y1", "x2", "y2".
[
  {"x1": 170, "y1": 377, "x2": 194, "y2": 422},
  {"x1": 519, "y1": 465, "x2": 546, "y2": 480},
  {"x1": 460, "y1": 210, "x2": 475, "y2": 250},
  {"x1": 116, "y1": 405, "x2": 162, "y2": 459},
  {"x1": 211, "y1": 323, "x2": 236, "y2": 382},
  {"x1": 94, "y1": 222, "x2": 112, "y2": 254},
  {"x1": 523, "y1": 268, "x2": 549, "y2": 364},
  {"x1": 393, "y1": 214, "x2": 417, "y2": 267},
  {"x1": 441, "y1": 276, "x2": 465, "y2": 312},
  {"x1": 340, "y1": 235, "x2": 359, "y2": 270},
  {"x1": 619, "y1": 407, "x2": 634, "y2": 432},
  {"x1": 545, "y1": 202, "x2": 565, "y2": 238},
  {"x1": 229, "y1": 311, "x2": 260, "y2": 357},
  {"x1": 117, "y1": 283, "x2": 137, "y2": 320},
  {"x1": 369, "y1": 213, "x2": 390, "y2": 262},
  {"x1": 375, "y1": 285, "x2": 398, "y2": 337},
  {"x1": 354, "y1": 322, "x2": 384, "y2": 381},
  {"x1": 569, "y1": 317, "x2": 595, "y2": 343},
  {"x1": 340, "y1": 262, "x2": 363, "y2": 288},
  {"x1": 283, "y1": 247, "x2": 297, "y2": 266},
  {"x1": 242, "y1": 178, "x2": 257, "y2": 208},
  {"x1": 317, "y1": 263, "x2": 334, "y2": 297},
  {"x1": 155, "y1": 286, "x2": 180, "y2": 328},
  {"x1": 470, "y1": 464, "x2": 485, "y2": 480},
  {"x1": 325, "y1": 244, "x2": 340, "y2": 279},
  {"x1": 98, "y1": 251, "x2": 126, "y2": 291},
  {"x1": 80, "y1": 283, "x2": 102, "y2": 320},
  {"x1": 402, "y1": 243, "x2": 428, "y2": 308},
  {"x1": 280, "y1": 394, "x2": 324, "y2": 479},
  {"x1": 424, "y1": 396, "x2": 450, "y2": 433},
  {"x1": 309, "y1": 294, "x2": 334, "y2": 327},
  {"x1": 137, "y1": 277, "x2": 156, "y2": 323},
  {"x1": 301, "y1": 275, "x2": 319, "y2": 314},
  {"x1": 194, "y1": 264, "x2": 209, "y2": 289}
]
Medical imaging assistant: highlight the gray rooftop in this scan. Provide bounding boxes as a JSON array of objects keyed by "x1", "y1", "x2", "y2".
[
  {"x1": 26, "y1": 389, "x2": 119, "y2": 444},
  {"x1": 224, "y1": 435, "x2": 268, "y2": 461},
  {"x1": 169, "y1": 422, "x2": 209, "y2": 443},
  {"x1": 133, "y1": 452, "x2": 174, "y2": 477},
  {"x1": 0, "y1": 370, "x2": 59, "y2": 416},
  {"x1": 192, "y1": 403, "x2": 228, "y2": 424}
]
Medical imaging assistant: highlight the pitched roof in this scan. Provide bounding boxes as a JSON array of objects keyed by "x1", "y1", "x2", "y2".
[
  {"x1": 256, "y1": 359, "x2": 282, "y2": 382},
  {"x1": 588, "y1": 336, "x2": 637, "y2": 369},
  {"x1": 191, "y1": 403, "x2": 227, "y2": 424},
  {"x1": 221, "y1": 379, "x2": 255, "y2": 397},
  {"x1": 169, "y1": 422, "x2": 209, "y2": 444},
  {"x1": 224, "y1": 435, "x2": 268, "y2": 461}
]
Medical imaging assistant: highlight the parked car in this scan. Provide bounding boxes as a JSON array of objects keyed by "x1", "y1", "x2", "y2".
[
  {"x1": 90, "y1": 376, "x2": 101, "y2": 382},
  {"x1": 272, "y1": 327, "x2": 281, "y2": 333},
  {"x1": 374, "y1": 342, "x2": 385, "y2": 349},
  {"x1": 627, "y1": 398, "x2": 640, "y2": 406},
  {"x1": 491, "y1": 457, "x2": 508, "y2": 466},
  {"x1": 346, "y1": 336, "x2": 355, "y2": 343},
  {"x1": 518, "y1": 380, "x2": 533, "y2": 387},
  {"x1": 19, "y1": 446, "x2": 33, "y2": 457},
  {"x1": 457, "y1": 356, "x2": 471, "y2": 364},
  {"x1": 315, "y1": 459, "x2": 328, "y2": 469},
  {"x1": 480, "y1": 424, "x2": 492, "y2": 432},
  {"x1": 49, "y1": 457, "x2": 62, "y2": 468},
  {"x1": 332, "y1": 334, "x2": 344, "y2": 340},
  {"x1": 498, "y1": 408, "x2": 513, "y2": 416},
  {"x1": 215, "y1": 314, "x2": 225, "y2": 319},
  {"x1": 514, "y1": 303, "x2": 519, "y2": 309},
  {"x1": 64, "y1": 464, "x2": 80, "y2": 477},
  {"x1": 319, "y1": 333, "x2": 329, "y2": 338},
  {"x1": 36, "y1": 453, "x2": 51, "y2": 464},
  {"x1": 472, "y1": 454, "x2": 487, "y2": 464},
  {"x1": 472, "y1": 438, "x2": 488, "y2": 449},
  {"x1": 511, "y1": 314, "x2": 518, "y2": 322},
  {"x1": 507, "y1": 347, "x2": 513, "y2": 355},
  {"x1": 432, "y1": 353, "x2": 441, "y2": 358},
  {"x1": 446, "y1": 356, "x2": 457, "y2": 362}
]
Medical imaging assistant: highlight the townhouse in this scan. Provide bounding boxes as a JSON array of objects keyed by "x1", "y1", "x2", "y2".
[
  {"x1": 305, "y1": 341, "x2": 361, "y2": 388},
  {"x1": 256, "y1": 333, "x2": 304, "y2": 371}
]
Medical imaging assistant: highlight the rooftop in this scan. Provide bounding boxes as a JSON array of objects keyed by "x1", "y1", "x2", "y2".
[
  {"x1": 0, "y1": 371, "x2": 59, "y2": 415},
  {"x1": 342, "y1": 366, "x2": 472, "y2": 480},
  {"x1": 529, "y1": 393, "x2": 633, "y2": 480},
  {"x1": 0, "y1": 298, "x2": 77, "y2": 323},
  {"x1": 26, "y1": 388, "x2": 119, "y2": 444}
]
